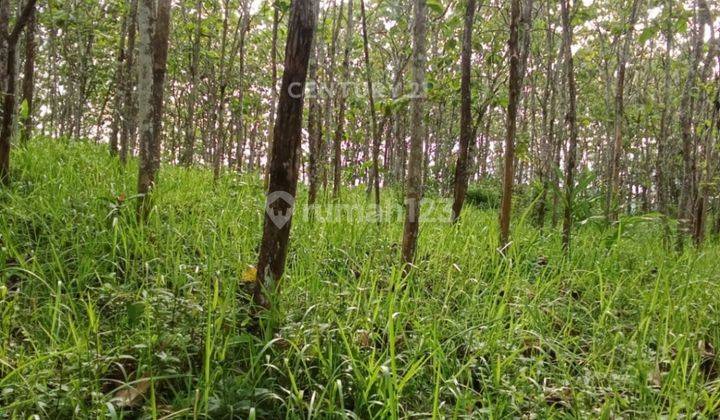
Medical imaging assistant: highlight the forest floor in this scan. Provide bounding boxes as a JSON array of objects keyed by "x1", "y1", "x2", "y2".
[{"x1": 2, "y1": 138, "x2": 720, "y2": 418}]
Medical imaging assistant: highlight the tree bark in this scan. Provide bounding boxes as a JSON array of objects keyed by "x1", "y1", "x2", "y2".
[
  {"x1": 498, "y1": 0, "x2": 523, "y2": 247},
  {"x1": 18, "y1": 3, "x2": 34, "y2": 144},
  {"x1": 360, "y1": 0, "x2": 381, "y2": 219},
  {"x1": 254, "y1": 0, "x2": 317, "y2": 309},
  {"x1": 137, "y1": 0, "x2": 171, "y2": 219},
  {"x1": 0, "y1": 0, "x2": 36, "y2": 185},
  {"x1": 560, "y1": 0, "x2": 578, "y2": 253},
  {"x1": 263, "y1": 3, "x2": 280, "y2": 190},
  {"x1": 606, "y1": 0, "x2": 640, "y2": 222},
  {"x1": 401, "y1": 0, "x2": 426, "y2": 266},
  {"x1": 110, "y1": 9, "x2": 129, "y2": 156},
  {"x1": 332, "y1": 0, "x2": 354, "y2": 199},
  {"x1": 120, "y1": 0, "x2": 138, "y2": 165},
  {"x1": 307, "y1": 7, "x2": 323, "y2": 208},
  {"x1": 451, "y1": 0, "x2": 476, "y2": 222},
  {"x1": 180, "y1": 0, "x2": 202, "y2": 166}
]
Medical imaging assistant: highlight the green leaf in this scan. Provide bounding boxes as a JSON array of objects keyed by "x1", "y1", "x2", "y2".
[
  {"x1": 638, "y1": 26, "x2": 658, "y2": 44},
  {"x1": 127, "y1": 302, "x2": 145, "y2": 327},
  {"x1": 19, "y1": 99, "x2": 29, "y2": 120},
  {"x1": 427, "y1": 0, "x2": 444, "y2": 14}
]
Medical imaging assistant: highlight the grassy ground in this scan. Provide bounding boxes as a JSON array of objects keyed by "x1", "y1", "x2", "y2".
[{"x1": 2, "y1": 138, "x2": 720, "y2": 418}]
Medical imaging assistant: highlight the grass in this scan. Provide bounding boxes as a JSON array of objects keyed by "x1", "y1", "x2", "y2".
[{"x1": 1, "y1": 137, "x2": 720, "y2": 418}]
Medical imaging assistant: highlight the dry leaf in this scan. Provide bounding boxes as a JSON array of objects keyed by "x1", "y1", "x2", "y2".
[
  {"x1": 356, "y1": 330, "x2": 372, "y2": 348},
  {"x1": 113, "y1": 375, "x2": 151, "y2": 408}
]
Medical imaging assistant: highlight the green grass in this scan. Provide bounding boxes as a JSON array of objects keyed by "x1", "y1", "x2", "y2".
[{"x1": 2, "y1": 137, "x2": 720, "y2": 418}]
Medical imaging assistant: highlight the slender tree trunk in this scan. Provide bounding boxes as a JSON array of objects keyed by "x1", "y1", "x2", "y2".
[
  {"x1": 677, "y1": 0, "x2": 703, "y2": 250},
  {"x1": 137, "y1": 0, "x2": 172, "y2": 219},
  {"x1": 655, "y1": 0, "x2": 673, "y2": 244},
  {"x1": 498, "y1": 0, "x2": 523, "y2": 247},
  {"x1": 560, "y1": 0, "x2": 578, "y2": 253},
  {"x1": 360, "y1": 0, "x2": 381, "y2": 218},
  {"x1": 263, "y1": 4, "x2": 280, "y2": 189},
  {"x1": 534, "y1": 0, "x2": 557, "y2": 227},
  {"x1": 120, "y1": 0, "x2": 138, "y2": 165},
  {"x1": 332, "y1": 0, "x2": 354, "y2": 199},
  {"x1": 254, "y1": 0, "x2": 317, "y2": 309},
  {"x1": 18, "y1": 4, "x2": 34, "y2": 144},
  {"x1": 180, "y1": 0, "x2": 202, "y2": 166},
  {"x1": 401, "y1": 0, "x2": 426, "y2": 266},
  {"x1": 451, "y1": 0, "x2": 476, "y2": 222},
  {"x1": 235, "y1": 8, "x2": 251, "y2": 171},
  {"x1": 0, "y1": 0, "x2": 36, "y2": 185},
  {"x1": 212, "y1": 0, "x2": 231, "y2": 181},
  {"x1": 109, "y1": 10, "x2": 128, "y2": 156},
  {"x1": 606, "y1": 0, "x2": 640, "y2": 222},
  {"x1": 307, "y1": 10, "x2": 323, "y2": 207}
]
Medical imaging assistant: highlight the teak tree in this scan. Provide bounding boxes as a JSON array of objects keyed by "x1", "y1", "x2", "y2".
[
  {"x1": 561, "y1": 0, "x2": 578, "y2": 253},
  {"x1": 137, "y1": 0, "x2": 172, "y2": 219},
  {"x1": 451, "y1": 0, "x2": 476, "y2": 223},
  {"x1": 401, "y1": 0, "x2": 427, "y2": 267},
  {"x1": 498, "y1": 0, "x2": 523, "y2": 247},
  {"x1": 254, "y1": 0, "x2": 318, "y2": 309},
  {"x1": 0, "y1": 0, "x2": 36, "y2": 185}
]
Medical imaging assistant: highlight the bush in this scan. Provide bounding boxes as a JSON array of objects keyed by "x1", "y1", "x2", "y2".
[{"x1": 465, "y1": 179, "x2": 502, "y2": 209}]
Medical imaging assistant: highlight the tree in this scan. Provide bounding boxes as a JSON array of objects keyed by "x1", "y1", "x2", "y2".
[
  {"x1": 263, "y1": 2, "x2": 280, "y2": 190},
  {"x1": 254, "y1": 0, "x2": 318, "y2": 309},
  {"x1": 360, "y1": 0, "x2": 381, "y2": 219},
  {"x1": 605, "y1": 0, "x2": 641, "y2": 222},
  {"x1": 451, "y1": 0, "x2": 476, "y2": 223},
  {"x1": 498, "y1": 0, "x2": 524, "y2": 247},
  {"x1": 332, "y1": 0, "x2": 354, "y2": 199},
  {"x1": 137, "y1": 0, "x2": 172, "y2": 219},
  {"x1": 120, "y1": 0, "x2": 139, "y2": 165},
  {"x1": 0, "y1": 0, "x2": 37, "y2": 185},
  {"x1": 307, "y1": 4, "x2": 323, "y2": 207},
  {"x1": 560, "y1": 0, "x2": 578, "y2": 253},
  {"x1": 401, "y1": 0, "x2": 426, "y2": 266},
  {"x1": 19, "y1": 2, "x2": 35, "y2": 144},
  {"x1": 180, "y1": 0, "x2": 202, "y2": 166}
]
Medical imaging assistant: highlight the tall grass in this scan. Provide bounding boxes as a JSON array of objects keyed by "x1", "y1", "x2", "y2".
[{"x1": 1, "y1": 138, "x2": 720, "y2": 418}]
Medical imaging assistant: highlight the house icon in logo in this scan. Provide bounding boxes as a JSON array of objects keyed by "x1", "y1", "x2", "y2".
[{"x1": 265, "y1": 191, "x2": 296, "y2": 228}]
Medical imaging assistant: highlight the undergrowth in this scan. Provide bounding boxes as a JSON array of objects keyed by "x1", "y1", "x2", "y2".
[{"x1": 1, "y1": 138, "x2": 720, "y2": 418}]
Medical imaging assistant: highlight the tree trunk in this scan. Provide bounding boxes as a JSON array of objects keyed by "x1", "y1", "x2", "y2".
[
  {"x1": 560, "y1": 0, "x2": 578, "y2": 253},
  {"x1": 120, "y1": 0, "x2": 138, "y2": 165},
  {"x1": 677, "y1": 0, "x2": 704, "y2": 250},
  {"x1": 109, "y1": 9, "x2": 129, "y2": 156},
  {"x1": 263, "y1": 4, "x2": 280, "y2": 190},
  {"x1": 0, "y1": 0, "x2": 36, "y2": 185},
  {"x1": 254, "y1": 0, "x2": 317, "y2": 309},
  {"x1": 606, "y1": 0, "x2": 640, "y2": 222},
  {"x1": 498, "y1": 0, "x2": 523, "y2": 247},
  {"x1": 451, "y1": 0, "x2": 476, "y2": 222},
  {"x1": 332, "y1": 0, "x2": 354, "y2": 199},
  {"x1": 212, "y1": 0, "x2": 231, "y2": 181},
  {"x1": 137, "y1": 0, "x2": 171, "y2": 219},
  {"x1": 180, "y1": 0, "x2": 202, "y2": 166},
  {"x1": 19, "y1": 3, "x2": 34, "y2": 144},
  {"x1": 307, "y1": 9, "x2": 323, "y2": 207},
  {"x1": 360, "y1": 0, "x2": 381, "y2": 219},
  {"x1": 401, "y1": 0, "x2": 426, "y2": 266}
]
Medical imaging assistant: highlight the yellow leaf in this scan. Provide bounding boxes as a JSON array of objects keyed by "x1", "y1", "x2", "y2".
[{"x1": 242, "y1": 266, "x2": 257, "y2": 283}]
